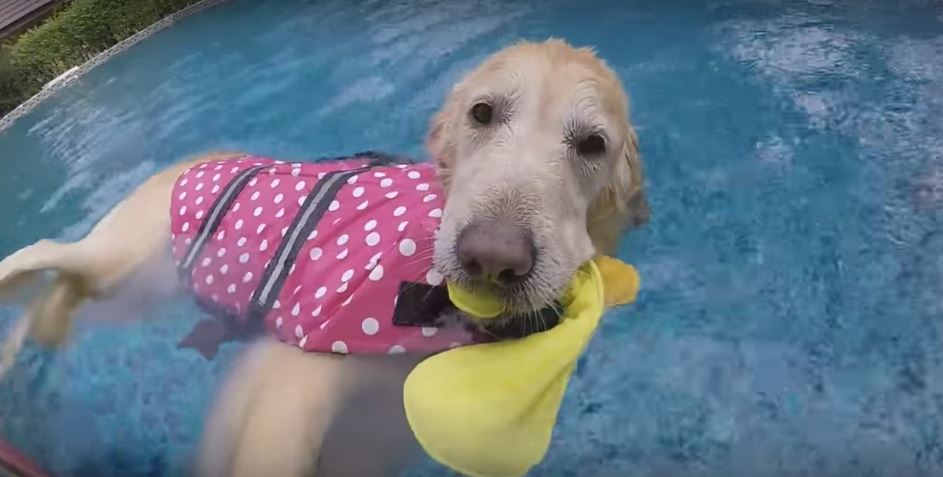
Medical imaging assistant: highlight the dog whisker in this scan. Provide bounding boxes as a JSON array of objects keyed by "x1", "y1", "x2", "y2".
[{"x1": 399, "y1": 251, "x2": 437, "y2": 269}]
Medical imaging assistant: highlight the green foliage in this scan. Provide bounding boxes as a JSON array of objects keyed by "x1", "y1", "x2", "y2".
[
  {"x1": 1, "y1": 0, "x2": 198, "y2": 116},
  {"x1": 0, "y1": 47, "x2": 22, "y2": 114}
]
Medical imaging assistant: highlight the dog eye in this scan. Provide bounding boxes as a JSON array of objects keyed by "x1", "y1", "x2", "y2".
[
  {"x1": 470, "y1": 102, "x2": 493, "y2": 125},
  {"x1": 577, "y1": 134, "x2": 606, "y2": 156}
]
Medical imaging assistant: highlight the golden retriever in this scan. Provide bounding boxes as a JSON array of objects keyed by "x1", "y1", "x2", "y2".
[{"x1": 0, "y1": 39, "x2": 648, "y2": 476}]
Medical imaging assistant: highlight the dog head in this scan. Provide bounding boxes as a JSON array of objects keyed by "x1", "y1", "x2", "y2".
[{"x1": 427, "y1": 39, "x2": 648, "y2": 320}]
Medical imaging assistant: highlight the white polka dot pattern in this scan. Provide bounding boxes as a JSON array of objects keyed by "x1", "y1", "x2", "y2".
[
  {"x1": 170, "y1": 155, "x2": 476, "y2": 355},
  {"x1": 398, "y1": 239, "x2": 416, "y2": 256}
]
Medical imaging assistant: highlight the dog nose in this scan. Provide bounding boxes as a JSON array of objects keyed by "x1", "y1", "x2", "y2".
[{"x1": 456, "y1": 221, "x2": 535, "y2": 286}]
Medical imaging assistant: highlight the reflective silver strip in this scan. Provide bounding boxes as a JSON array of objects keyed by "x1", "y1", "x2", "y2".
[
  {"x1": 253, "y1": 171, "x2": 350, "y2": 306},
  {"x1": 179, "y1": 166, "x2": 263, "y2": 275}
]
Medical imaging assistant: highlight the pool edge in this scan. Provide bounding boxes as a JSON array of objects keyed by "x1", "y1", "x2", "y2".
[{"x1": 0, "y1": 0, "x2": 231, "y2": 134}]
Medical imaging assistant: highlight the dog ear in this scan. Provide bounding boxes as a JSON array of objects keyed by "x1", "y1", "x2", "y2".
[
  {"x1": 619, "y1": 122, "x2": 650, "y2": 228},
  {"x1": 587, "y1": 121, "x2": 649, "y2": 254},
  {"x1": 426, "y1": 84, "x2": 465, "y2": 189},
  {"x1": 426, "y1": 109, "x2": 452, "y2": 183}
]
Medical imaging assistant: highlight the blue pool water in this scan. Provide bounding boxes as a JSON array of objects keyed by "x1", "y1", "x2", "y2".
[{"x1": 1, "y1": 0, "x2": 943, "y2": 475}]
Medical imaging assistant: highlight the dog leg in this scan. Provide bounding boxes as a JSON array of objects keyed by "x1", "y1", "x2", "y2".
[
  {"x1": 0, "y1": 154, "x2": 234, "y2": 376},
  {"x1": 196, "y1": 338, "x2": 275, "y2": 477},
  {"x1": 316, "y1": 354, "x2": 425, "y2": 477},
  {"x1": 198, "y1": 338, "x2": 350, "y2": 477}
]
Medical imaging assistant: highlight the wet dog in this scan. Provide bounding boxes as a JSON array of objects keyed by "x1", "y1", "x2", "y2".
[{"x1": 0, "y1": 39, "x2": 648, "y2": 476}]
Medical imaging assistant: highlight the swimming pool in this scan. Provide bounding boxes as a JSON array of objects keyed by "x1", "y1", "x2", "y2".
[{"x1": 1, "y1": 0, "x2": 942, "y2": 475}]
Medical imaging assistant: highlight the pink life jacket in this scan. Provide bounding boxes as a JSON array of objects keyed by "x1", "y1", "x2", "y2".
[{"x1": 169, "y1": 152, "x2": 482, "y2": 358}]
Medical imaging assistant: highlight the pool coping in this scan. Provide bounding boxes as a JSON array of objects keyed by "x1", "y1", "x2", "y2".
[{"x1": 0, "y1": 0, "x2": 230, "y2": 133}]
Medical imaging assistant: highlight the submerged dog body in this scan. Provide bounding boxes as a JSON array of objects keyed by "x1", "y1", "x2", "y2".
[{"x1": 0, "y1": 39, "x2": 647, "y2": 476}]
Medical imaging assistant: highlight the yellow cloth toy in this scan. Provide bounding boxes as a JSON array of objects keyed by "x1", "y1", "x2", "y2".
[{"x1": 403, "y1": 256, "x2": 639, "y2": 477}]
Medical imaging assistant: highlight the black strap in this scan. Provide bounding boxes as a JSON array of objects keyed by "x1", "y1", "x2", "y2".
[
  {"x1": 322, "y1": 150, "x2": 415, "y2": 167},
  {"x1": 391, "y1": 282, "x2": 452, "y2": 327},
  {"x1": 178, "y1": 165, "x2": 265, "y2": 281},
  {"x1": 390, "y1": 280, "x2": 563, "y2": 340}
]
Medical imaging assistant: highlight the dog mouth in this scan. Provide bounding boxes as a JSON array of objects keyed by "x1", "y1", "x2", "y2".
[
  {"x1": 446, "y1": 273, "x2": 552, "y2": 311},
  {"x1": 478, "y1": 299, "x2": 564, "y2": 340},
  {"x1": 435, "y1": 211, "x2": 576, "y2": 338},
  {"x1": 441, "y1": 266, "x2": 569, "y2": 339}
]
